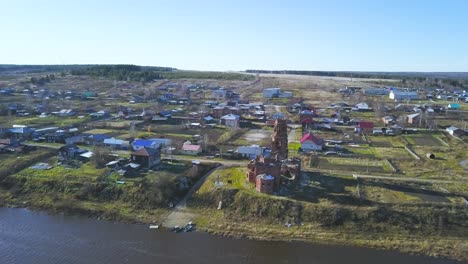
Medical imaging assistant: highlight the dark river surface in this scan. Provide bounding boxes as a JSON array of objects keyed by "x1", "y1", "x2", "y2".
[{"x1": 0, "y1": 208, "x2": 463, "y2": 264}]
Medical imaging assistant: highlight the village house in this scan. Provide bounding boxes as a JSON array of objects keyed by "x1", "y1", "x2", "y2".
[
  {"x1": 406, "y1": 113, "x2": 420, "y2": 125},
  {"x1": 130, "y1": 147, "x2": 161, "y2": 168},
  {"x1": 8, "y1": 125, "x2": 34, "y2": 140},
  {"x1": 300, "y1": 133, "x2": 323, "y2": 151},
  {"x1": 0, "y1": 138, "x2": 20, "y2": 153},
  {"x1": 204, "y1": 100, "x2": 219, "y2": 108},
  {"x1": 89, "y1": 110, "x2": 110, "y2": 119},
  {"x1": 58, "y1": 144, "x2": 87, "y2": 159},
  {"x1": 212, "y1": 105, "x2": 239, "y2": 118},
  {"x1": 354, "y1": 121, "x2": 374, "y2": 133},
  {"x1": 300, "y1": 110, "x2": 314, "y2": 129},
  {"x1": 382, "y1": 116, "x2": 395, "y2": 125},
  {"x1": 53, "y1": 109, "x2": 75, "y2": 117},
  {"x1": 263, "y1": 88, "x2": 292, "y2": 98},
  {"x1": 103, "y1": 137, "x2": 130, "y2": 150},
  {"x1": 203, "y1": 115, "x2": 216, "y2": 124},
  {"x1": 389, "y1": 90, "x2": 419, "y2": 101},
  {"x1": 181, "y1": 141, "x2": 202, "y2": 155},
  {"x1": 65, "y1": 135, "x2": 85, "y2": 145},
  {"x1": 131, "y1": 138, "x2": 169, "y2": 151},
  {"x1": 447, "y1": 103, "x2": 460, "y2": 110},
  {"x1": 446, "y1": 126, "x2": 465, "y2": 138},
  {"x1": 84, "y1": 134, "x2": 111, "y2": 146},
  {"x1": 220, "y1": 114, "x2": 240, "y2": 128},
  {"x1": 236, "y1": 145, "x2": 265, "y2": 159},
  {"x1": 352, "y1": 102, "x2": 372, "y2": 111},
  {"x1": 364, "y1": 88, "x2": 389, "y2": 96},
  {"x1": 211, "y1": 88, "x2": 227, "y2": 99}
]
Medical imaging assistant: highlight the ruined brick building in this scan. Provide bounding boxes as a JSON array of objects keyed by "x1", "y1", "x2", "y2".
[{"x1": 246, "y1": 119, "x2": 301, "y2": 194}]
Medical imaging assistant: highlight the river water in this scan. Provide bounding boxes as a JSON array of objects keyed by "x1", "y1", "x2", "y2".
[{"x1": 0, "y1": 208, "x2": 462, "y2": 264}]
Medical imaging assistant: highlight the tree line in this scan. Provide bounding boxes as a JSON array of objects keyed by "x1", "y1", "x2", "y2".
[
  {"x1": 246, "y1": 70, "x2": 468, "y2": 88},
  {"x1": 70, "y1": 65, "x2": 173, "y2": 83}
]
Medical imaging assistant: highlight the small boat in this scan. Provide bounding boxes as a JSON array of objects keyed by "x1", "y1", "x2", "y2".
[
  {"x1": 183, "y1": 225, "x2": 194, "y2": 232},
  {"x1": 169, "y1": 226, "x2": 183, "y2": 233},
  {"x1": 184, "y1": 222, "x2": 195, "y2": 232},
  {"x1": 149, "y1": 225, "x2": 159, "y2": 229}
]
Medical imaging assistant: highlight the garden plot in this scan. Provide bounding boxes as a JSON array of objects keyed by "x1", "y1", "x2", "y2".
[
  {"x1": 367, "y1": 136, "x2": 405, "y2": 147},
  {"x1": 310, "y1": 156, "x2": 390, "y2": 173},
  {"x1": 405, "y1": 134, "x2": 443, "y2": 147},
  {"x1": 241, "y1": 129, "x2": 272, "y2": 144},
  {"x1": 83, "y1": 128, "x2": 116, "y2": 135},
  {"x1": 344, "y1": 146, "x2": 376, "y2": 158},
  {"x1": 373, "y1": 147, "x2": 412, "y2": 160}
]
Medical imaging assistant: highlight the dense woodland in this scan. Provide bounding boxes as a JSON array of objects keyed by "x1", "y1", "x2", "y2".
[{"x1": 70, "y1": 65, "x2": 171, "y2": 83}]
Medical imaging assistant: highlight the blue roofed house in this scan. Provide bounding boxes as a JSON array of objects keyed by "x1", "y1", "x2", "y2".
[
  {"x1": 263, "y1": 88, "x2": 281, "y2": 98},
  {"x1": 389, "y1": 90, "x2": 419, "y2": 101},
  {"x1": 9, "y1": 125, "x2": 35, "y2": 139},
  {"x1": 131, "y1": 138, "x2": 170, "y2": 151},
  {"x1": 220, "y1": 114, "x2": 240, "y2": 128},
  {"x1": 132, "y1": 139, "x2": 158, "y2": 151},
  {"x1": 236, "y1": 145, "x2": 266, "y2": 159},
  {"x1": 203, "y1": 115, "x2": 216, "y2": 124}
]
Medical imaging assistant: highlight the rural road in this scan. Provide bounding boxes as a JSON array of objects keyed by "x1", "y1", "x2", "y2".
[
  {"x1": 287, "y1": 124, "x2": 301, "y2": 142},
  {"x1": 352, "y1": 174, "x2": 464, "y2": 184},
  {"x1": 163, "y1": 154, "x2": 248, "y2": 167},
  {"x1": 162, "y1": 165, "x2": 224, "y2": 228}
]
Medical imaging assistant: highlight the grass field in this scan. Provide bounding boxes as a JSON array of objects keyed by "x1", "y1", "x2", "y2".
[
  {"x1": 311, "y1": 156, "x2": 391, "y2": 173},
  {"x1": 83, "y1": 128, "x2": 116, "y2": 135},
  {"x1": 405, "y1": 134, "x2": 444, "y2": 147},
  {"x1": 372, "y1": 147, "x2": 412, "y2": 159}
]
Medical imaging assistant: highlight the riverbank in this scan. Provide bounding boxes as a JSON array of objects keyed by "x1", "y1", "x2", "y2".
[
  {"x1": 0, "y1": 190, "x2": 466, "y2": 262},
  {"x1": 185, "y1": 166, "x2": 468, "y2": 262},
  {"x1": 0, "y1": 155, "x2": 466, "y2": 262},
  {"x1": 192, "y1": 208, "x2": 467, "y2": 262},
  {"x1": 0, "y1": 191, "x2": 169, "y2": 225},
  {"x1": 3, "y1": 207, "x2": 459, "y2": 264}
]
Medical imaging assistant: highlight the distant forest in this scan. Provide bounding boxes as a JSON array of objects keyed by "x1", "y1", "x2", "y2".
[
  {"x1": 0, "y1": 65, "x2": 254, "y2": 81},
  {"x1": 70, "y1": 65, "x2": 173, "y2": 83},
  {"x1": 246, "y1": 69, "x2": 468, "y2": 80},
  {"x1": 1, "y1": 65, "x2": 467, "y2": 85}
]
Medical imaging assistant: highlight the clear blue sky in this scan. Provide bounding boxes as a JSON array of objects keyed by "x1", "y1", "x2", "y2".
[{"x1": 1, "y1": 0, "x2": 467, "y2": 71}]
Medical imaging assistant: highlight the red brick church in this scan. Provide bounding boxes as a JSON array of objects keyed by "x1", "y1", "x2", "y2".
[{"x1": 246, "y1": 119, "x2": 301, "y2": 194}]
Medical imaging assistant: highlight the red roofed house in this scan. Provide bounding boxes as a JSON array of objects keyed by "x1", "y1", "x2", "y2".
[
  {"x1": 300, "y1": 132, "x2": 323, "y2": 151},
  {"x1": 130, "y1": 147, "x2": 161, "y2": 168},
  {"x1": 355, "y1": 121, "x2": 374, "y2": 133},
  {"x1": 181, "y1": 141, "x2": 202, "y2": 155}
]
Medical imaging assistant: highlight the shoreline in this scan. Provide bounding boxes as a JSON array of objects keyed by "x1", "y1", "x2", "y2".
[{"x1": 1, "y1": 197, "x2": 466, "y2": 263}]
